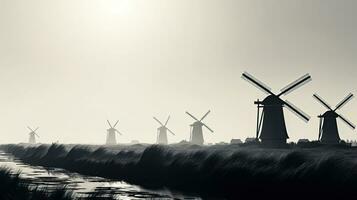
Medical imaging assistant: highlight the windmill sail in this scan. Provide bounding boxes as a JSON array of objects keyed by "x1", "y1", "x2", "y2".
[
  {"x1": 107, "y1": 120, "x2": 113, "y2": 128},
  {"x1": 284, "y1": 100, "x2": 310, "y2": 122},
  {"x1": 187, "y1": 110, "x2": 214, "y2": 145},
  {"x1": 279, "y1": 74, "x2": 311, "y2": 96},
  {"x1": 242, "y1": 72, "x2": 273, "y2": 95},
  {"x1": 112, "y1": 120, "x2": 119, "y2": 128},
  {"x1": 106, "y1": 120, "x2": 122, "y2": 145},
  {"x1": 155, "y1": 115, "x2": 175, "y2": 144},
  {"x1": 200, "y1": 110, "x2": 211, "y2": 121},
  {"x1": 202, "y1": 123, "x2": 214, "y2": 133},
  {"x1": 314, "y1": 92, "x2": 355, "y2": 144},
  {"x1": 313, "y1": 94, "x2": 333, "y2": 110},
  {"x1": 335, "y1": 93, "x2": 354, "y2": 111},
  {"x1": 242, "y1": 71, "x2": 312, "y2": 146},
  {"x1": 186, "y1": 111, "x2": 200, "y2": 121},
  {"x1": 153, "y1": 117, "x2": 164, "y2": 126},
  {"x1": 338, "y1": 114, "x2": 356, "y2": 129},
  {"x1": 164, "y1": 116, "x2": 170, "y2": 126}
]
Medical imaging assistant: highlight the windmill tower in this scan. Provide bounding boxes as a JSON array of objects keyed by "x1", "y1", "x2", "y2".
[
  {"x1": 186, "y1": 110, "x2": 214, "y2": 145},
  {"x1": 242, "y1": 72, "x2": 311, "y2": 146},
  {"x1": 106, "y1": 120, "x2": 123, "y2": 145},
  {"x1": 313, "y1": 93, "x2": 356, "y2": 144},
  {"x1": 153, "y1": 116, "x2": 175, "y2": 144},
  {"x1": 28, "y1": 126, "x2": 39, "y2": 144}
]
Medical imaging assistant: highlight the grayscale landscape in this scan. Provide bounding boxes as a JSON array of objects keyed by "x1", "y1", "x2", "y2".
[{"x1": 1, "y1": 0, "x2": 357, "y2": 199}]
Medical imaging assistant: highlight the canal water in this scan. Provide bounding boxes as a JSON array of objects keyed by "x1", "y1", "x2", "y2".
[{"x1": 0, "y1": 151, "x2": 200, "y2": 199}]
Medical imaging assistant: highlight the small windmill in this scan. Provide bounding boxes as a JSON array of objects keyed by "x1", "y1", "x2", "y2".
[
  {"x1": 106, "y1": 120, "x2": 123, "y2": 145},
  {"x1": 242, "y1": 72, "x2": 311, "y2": 146},
  {"x1": 28, "y1": 126, "x2": 39, "y2": 144},
  {"x1": 313, "y1": 93, "x2": 356, "y2": 144},
  {"x1": 186, "y1": 110, "x2": 213, "y2": 145},
  {"x1": 153, "y1": 116, "x2": 175, "y2": 144}
]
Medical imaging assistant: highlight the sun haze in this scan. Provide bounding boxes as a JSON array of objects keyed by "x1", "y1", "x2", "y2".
[{"x1": 1, "y1": 0, "x2": 357, "y2": 144}]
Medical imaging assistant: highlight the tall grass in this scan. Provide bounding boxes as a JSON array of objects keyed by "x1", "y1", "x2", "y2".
[
  {"x1": 0, "y1": 168, "x2": 73, "y2": 200},
  {"x1": 2, "y1": 144, "x2": 357, "y2": 199}
]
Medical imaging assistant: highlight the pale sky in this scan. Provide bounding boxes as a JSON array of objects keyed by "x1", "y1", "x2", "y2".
[{"x1": 1, "y1": 0, "x2": 357, "y2": 144}]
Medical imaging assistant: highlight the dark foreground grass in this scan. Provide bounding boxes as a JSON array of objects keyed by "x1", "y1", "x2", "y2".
[
  {"x1": 2, "y1": 144, "x2": 357, "y2": 199},
  {"x1": 0, "y1": 168, "x2": 73, "y2": 200},
  {"x1": 0, "y1": 167, "x2": 117, "y2": 200}
]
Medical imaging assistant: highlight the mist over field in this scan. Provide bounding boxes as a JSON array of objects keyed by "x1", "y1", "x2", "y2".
[
  {"x1": 1, "y1": 0, "x2": 357, "y2": 144},
  {"x1": 2, "y1": 144, "x2": 357, "y2": 199},
  {"x1": 2, "y1": 0, "x2": 357, "y2": 199}
]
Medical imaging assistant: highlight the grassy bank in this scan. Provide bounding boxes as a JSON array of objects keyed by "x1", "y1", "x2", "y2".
[
  {"x1": 0, "y1": 168, "x2": 73, "y2": 200},
  {"x1": 2, "y1": 144, "x2": 357, "y2": 199}
]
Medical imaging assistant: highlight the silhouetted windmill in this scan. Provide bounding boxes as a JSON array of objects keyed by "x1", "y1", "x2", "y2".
[
  {"x1": 313, "y1": 93, "x2": 356, "y2": 144},
  {"x1": 186, "y1": 110, "x2": 213, "y2": 145},
  {"x1": 106, "y1": 120, "x2": 123, "y2": 145},
  {"x1": 242, "y1": 72, "x2": 311, "y2": 146},
  {"x1": 28, "y1": 126, "x2": 39, "y2": 144},
  {"x1": 153, "y1": 116, "x2": 175, "y2": 144}
]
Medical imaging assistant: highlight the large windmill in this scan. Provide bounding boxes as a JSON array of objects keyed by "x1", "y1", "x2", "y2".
[
  {"x1": 186, "y1": 110, "x2": 213, "y2": 145},
  {"x1": 242, "y1": 72, "x2": 312, "y2": 146},
  {"x1": 313, "y1": 93, "x2": 356, "y2": 144},
  {"x1": 28, "y1": 126, "x2": 39, "y2": 144},
  {"x1": 153, "y1": 116, "x2": 175, "y2": 144},
  {"x1": 106, "y1": 120, "x2": 123, "y2": 145}
]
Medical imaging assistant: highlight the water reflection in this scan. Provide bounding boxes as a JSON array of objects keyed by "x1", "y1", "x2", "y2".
[{"x1": 0, "y1": 152, "x2": 200, "y2": 199}]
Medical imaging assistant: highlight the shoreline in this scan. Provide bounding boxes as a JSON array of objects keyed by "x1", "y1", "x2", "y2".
[{"x1": 2, "y1": 143, "x2": 357, "y2": 199}]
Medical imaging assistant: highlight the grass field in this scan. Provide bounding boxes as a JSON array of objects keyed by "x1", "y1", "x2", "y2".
[
  {"x1": 0, "y1": 167, "x2": 73, "y2": 200},
  {"x1": 2, "y1": 143, "x2": 357, "y2": 199}
]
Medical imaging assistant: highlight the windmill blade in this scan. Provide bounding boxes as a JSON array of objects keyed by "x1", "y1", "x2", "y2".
[
  {"x1": 186, "y1": 111, "x2": 200, "y2": 121},
  {"x1": 115, "y1": 129, "x2": 123, "y2": 135},
  {"x1": 27, "y1": 126, "x2": 34, "y2": 132},
  {"x1": 113, "y1": 120, "x2": 119, "y2": 128},
  {"x1": 164, "y1": 116, "x2": 170, "y2": 126},
  {"x1": 166, "y1": 127, "x2": 176, "y2": 135},
  {"x1": 35, "y1": 133, "x2": 40, "y2": 138},
  {"x1": 278, "y1": 74, "x2": 312, "y2": 96},
  {"x1": 153, "y1": 117, "x2": 164, "y2": 126},
  {"x1": 34, "y1": 127, "x2": 39, "y2": 132},
  {"x1": 202, "y1": 123, "x2": 214, "y2": 133},
  {"x1": 313, "y1": 94, "x2": 333, "y2": 110},
  {"x1": 200, "y1": 110, "x2": 211, "y2": 121},
  {"x1": 284, "y1": 100, "x2": 310, "y2": 122},
  {"x1": 338, "y1": 114, "x2": 356, "y2": 129},
  {"x1": 335, "y1": 93, "x2": 354, "y2": 111},
  {"x1": 107, "y1": 120, "x2": 113, "y2": 128},
  {"x1": 241, "y1": 72, "x2": 274, "y2": 95}
]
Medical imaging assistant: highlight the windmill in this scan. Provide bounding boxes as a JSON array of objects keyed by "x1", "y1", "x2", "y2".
[
  {"x1": 242, "y1": 72, "x2": 312, "y2": 146},
  {"x1": 313, "y1": 93, "x2": 356, "y2": 144},
  {"x1": 186, "y1": 110, "x2": 213, "y2": 145},
  {"x1": 153, "y1": 116, "x2": 175, "y2": 144},
  {"x1": 27, "y1": 126, "x2": 39, "y2": 144},
  {"x1": 106, "y1": 120, "x2": 123, "y2": 145}
]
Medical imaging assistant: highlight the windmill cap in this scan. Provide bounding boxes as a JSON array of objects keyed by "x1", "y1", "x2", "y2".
[
  {"x1": 322, "y1": 110, "x2": 339, "y2": 118},
  {"x1": 262, "y1": 95, "x2": 284, "y2": 105}
]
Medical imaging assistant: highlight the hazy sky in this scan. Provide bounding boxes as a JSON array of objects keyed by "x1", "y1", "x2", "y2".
[{"x1": 1, "y1": 0, "x2": 357, "y2": 144}]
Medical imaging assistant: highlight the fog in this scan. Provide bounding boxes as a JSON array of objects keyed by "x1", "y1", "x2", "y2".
[{"x1": 0, "y1": 0, "x2": 357, "y2": 144}]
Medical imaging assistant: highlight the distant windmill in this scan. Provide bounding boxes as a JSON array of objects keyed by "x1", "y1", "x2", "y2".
[
  {"x1": 106, "y1": 120, "x2": 123, "y2": 145},
  {"x1": 186, "y1": 110, "x2": 213, "y2": 145},
  {"x1": 27, "y1": 126, "x2": 39, "y2": 144},
  {"x1": 242, "y1": 72, "x2": 311, "y2": 146},
  {"x1": 313, "y1": 93, "x2": 356, "y2": 144},
  {"x1": 153, "y1": 116, "x2": 175, "y2": 144}
]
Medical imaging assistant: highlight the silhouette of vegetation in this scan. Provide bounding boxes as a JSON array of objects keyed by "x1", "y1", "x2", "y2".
[
  {"x1": 0, "y1": 168, "x2": 73, "y2": 200},
  {"x1": 2, "y1": 144, "x2": 357, "y2": 199}
]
